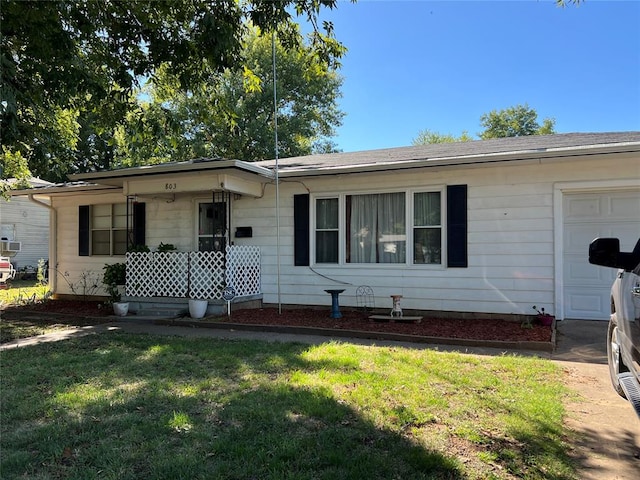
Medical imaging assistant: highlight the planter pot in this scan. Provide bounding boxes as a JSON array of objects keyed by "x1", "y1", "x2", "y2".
[
  {"x1": 189, "y1": 299, "x2": 208, "y2": 319},
  {"x1": 113, "y1": 302, "x2": 129, "y2": 317},
  {"x1": 538, "y1": 314, "x2": 554, "y2": 326}
]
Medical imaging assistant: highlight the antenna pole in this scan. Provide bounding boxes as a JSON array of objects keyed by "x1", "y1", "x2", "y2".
[{"x1": 273, "y1": 31, "x2": 282, "y2": 314}]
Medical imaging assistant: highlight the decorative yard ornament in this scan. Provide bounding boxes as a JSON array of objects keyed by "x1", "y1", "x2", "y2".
[{"x1": 222, "y1": 286, "x2": 236, "y2": 317}]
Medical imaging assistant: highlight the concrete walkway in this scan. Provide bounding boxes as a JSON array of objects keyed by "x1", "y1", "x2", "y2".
[{"x1": 1, "y1": 317, "x2": 638, "y2": 478}]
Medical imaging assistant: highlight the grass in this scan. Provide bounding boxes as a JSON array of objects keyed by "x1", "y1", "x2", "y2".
[
  {"x1": 0, "y1": 318, "x2": 78, "y2": 344},
  {"x1": 0, "y1": 332, "x2": 577, "y2": 479},
  {"x1": 0, "y1": 279, "x2": 50, "y2": 306},
  {"x1": 0, "y1": 280, "x2": 67, "y2": 343}
]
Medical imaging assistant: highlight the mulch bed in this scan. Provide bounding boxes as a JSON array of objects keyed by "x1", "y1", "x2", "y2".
[
  {"x1": 2, "y1": 301, "x2": 553, "y2": 343},
  {"x1": 2, "y1": 299, "x2": 112, "y2": 317},
  {"x1": 215, "y1": 308, "x2": 553, "y2": 343}
]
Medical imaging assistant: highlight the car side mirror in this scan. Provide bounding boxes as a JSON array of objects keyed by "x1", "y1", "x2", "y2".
[
  {"x1": 590, "y1": 237, "x2": 640, "y2": 272},
  {"x1": 589, "y1": 238, "x2": 621, "y2": 268}
]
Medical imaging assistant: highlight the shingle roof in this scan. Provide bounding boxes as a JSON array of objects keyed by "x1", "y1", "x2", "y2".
[
  {"x1": 255, "y1": 132, "x2": 640, "y2": 176},
  {"x1": 8, "y1": 132, "x2": 640, "y2": 196}
]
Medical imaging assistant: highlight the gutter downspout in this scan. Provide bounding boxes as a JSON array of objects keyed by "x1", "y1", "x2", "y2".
[{"x1": 27, "y1": 195, "x2": 56, "y2": 294}]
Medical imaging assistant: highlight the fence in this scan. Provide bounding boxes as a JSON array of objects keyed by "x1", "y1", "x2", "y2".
[{"x1": 125, "y1": 246, "x2": 260, "y2": 300}]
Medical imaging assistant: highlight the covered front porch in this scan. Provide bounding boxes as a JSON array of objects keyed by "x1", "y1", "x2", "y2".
[{"x1": 122, "y1": 245, "x2": 261, "y2": 317}]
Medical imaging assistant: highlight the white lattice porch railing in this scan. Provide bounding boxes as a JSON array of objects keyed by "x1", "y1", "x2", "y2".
[{"x1": 126, "y1": 246, "x2": 260, "y2": 300}]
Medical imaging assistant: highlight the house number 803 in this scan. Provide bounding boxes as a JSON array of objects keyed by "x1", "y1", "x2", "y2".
[{"x1": 165, "y1": 183, "x2": 177, "y2": 191}]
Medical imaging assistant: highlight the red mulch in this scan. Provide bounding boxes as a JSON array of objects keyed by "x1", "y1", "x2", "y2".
[
  {"x1": 3, "y1": 301, "x2": 553, "y2": 343},
  {"x1": 3, "y1": 300, "x2": 112, "y2": 317},
  {"x1": 217, "y1": 308, "x2": 552, "y2": 343}
]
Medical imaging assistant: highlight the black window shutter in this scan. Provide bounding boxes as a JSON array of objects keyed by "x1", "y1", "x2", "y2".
[
  {"x1": 133, "y1": 202, "x2": 146, "y2": 247},
  {"x1": 293, "y1": 194, "x2": 310, "y2": 266},
  {"x1": 447, "y1": 185, "x2": 468, "y2": 268},
  {"x1": 78, "y1": 205, "x2": 90, "y2": 256}
]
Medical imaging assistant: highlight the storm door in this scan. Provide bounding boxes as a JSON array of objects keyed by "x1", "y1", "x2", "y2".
[{"x1": 197, "y1": 192, "x2": 230, "y2": 253}]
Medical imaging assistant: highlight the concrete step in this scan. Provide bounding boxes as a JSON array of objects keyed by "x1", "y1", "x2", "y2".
[
  {"x1": 135, "y1": 307, "x2": 187, "y2": 318},
  {"x1": 369, "y1": 314, "x2": 422, "y2": 323}
]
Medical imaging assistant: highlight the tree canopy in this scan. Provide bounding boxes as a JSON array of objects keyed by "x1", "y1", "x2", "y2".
[
  {"x1": 412, "y1": 129, "x2": 473, "y2": 146},
  {"x1": 114, "y1": 30, "x2": 344, "y2": 167},
  {"x1": 479, "y1": 104, "x2": 556, "y2": 139},
  {"x1": 413, "y1": 104, "x2": 556, "y2": 145},
  {"x1": 1, "y1": 0, "x2": 348, "y2": 182}
]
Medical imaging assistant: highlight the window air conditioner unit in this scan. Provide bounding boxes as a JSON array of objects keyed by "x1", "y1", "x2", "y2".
[{"x1": 0, "y1": 241, "x2": 21, "y2": 256}]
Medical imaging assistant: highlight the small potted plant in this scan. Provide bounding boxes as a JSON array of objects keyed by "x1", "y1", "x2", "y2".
[
  {"x1": 532, "y1": 305, "x2": 554, "y2": 326},
  {"x1": 103, "y1": 262, "x2": 128, "y2": 316},
  {"x1": 188, "y1": 297, "x2": 209, "y2": 319},
  {"x1": 187, "y1": 282, "x2": 210, "y2": 320}
]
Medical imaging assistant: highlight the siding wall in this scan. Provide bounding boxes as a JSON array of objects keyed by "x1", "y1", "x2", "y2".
[
  {"x1": 238, "y1": 155, "x2": 638, "y2": 316},
  {"x1": 0, "y1": 196, "x2": 50, "y2": 269},
  {"x1": 50, "y1": 154, "x2": 639, "y2": 317},
  {"x1": 53, "y1": 191, "x2": 201, "y2": 296}
]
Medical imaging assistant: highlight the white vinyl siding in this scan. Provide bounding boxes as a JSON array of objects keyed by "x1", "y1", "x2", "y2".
[
  {"x1": 0, "y1": 196, "x2": 49, "y2": 269},
  {"x1": 249, "y1": 156, "x2": 637, "y2": 317},
  {"x1": 48, "y1": 152, "x2": 638, "y2": 319}
]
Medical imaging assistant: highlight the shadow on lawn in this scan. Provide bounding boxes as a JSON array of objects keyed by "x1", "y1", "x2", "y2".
[{"x1": 0, "y1": 333, "x2": 573, "y2": 479}]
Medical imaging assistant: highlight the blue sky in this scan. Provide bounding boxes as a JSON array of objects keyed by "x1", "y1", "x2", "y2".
[{"x1": 308, "y1": 0, "x2": 640, "y2": 152}]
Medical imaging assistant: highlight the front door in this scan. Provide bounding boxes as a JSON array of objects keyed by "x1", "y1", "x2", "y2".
[{"x1": 197, "y1": 192, "x2": 229, "y2": 252}]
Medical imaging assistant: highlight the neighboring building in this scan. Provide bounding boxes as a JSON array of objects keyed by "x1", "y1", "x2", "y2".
[
  {"x1": 10, "y1": 132, "x2": 640, "y2": 320},
  {"x1": 1, "y1": 178, "x2": 52, "y2": 271}
]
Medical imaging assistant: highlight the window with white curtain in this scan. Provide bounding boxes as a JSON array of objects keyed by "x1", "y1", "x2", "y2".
[
  {"x1": 313, "y1": 190, "x2": 443, "y2": 265},
  {"x1": 346, "y1": 192, "x2": 406, "y2": 264}
]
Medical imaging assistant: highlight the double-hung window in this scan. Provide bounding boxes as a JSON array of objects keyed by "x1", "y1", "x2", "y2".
[
  {"x1": 315, "y1": 198, "x2": 339, "y2": 263},
  {"x1": 90, "y1": 204, "x2": 128, "y2": 255},
  {"x1": 413, "y1": 191, "x2": 442, "y2": 264},
  {"x1": 79, "y1": 202, "x2": 145, "y2": 257}
]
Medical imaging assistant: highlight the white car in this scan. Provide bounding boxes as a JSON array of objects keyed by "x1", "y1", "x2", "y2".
[
  {"x1": 0, "y1": 256, "x2": 16, "y2": 286},
  {"x1": 589, "y1": 237, "x2": 640, "y2": 418}
]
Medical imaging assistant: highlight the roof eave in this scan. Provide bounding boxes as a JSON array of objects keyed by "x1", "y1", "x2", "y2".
[
  {"x1": 69, "y1": 159, "x2": 274, "y2": 185},
  {"x1": 275, "y1": 142, "x2": 640, "y2": 178},
  {"x1": 8, "y1": 184, "x2": 121, "y2": 197}
]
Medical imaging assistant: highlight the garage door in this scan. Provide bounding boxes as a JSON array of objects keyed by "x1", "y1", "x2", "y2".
[{"x1": 563, "y1": 190, "x2": 640, "y2": 320}]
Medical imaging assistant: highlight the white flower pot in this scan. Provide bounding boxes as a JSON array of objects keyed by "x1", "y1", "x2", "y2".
[
  {"x1": 189, "y1": 299, "x2": 208, "y2": 319},
  {"x1": 113, "y1": 302, "x2": 129, "y2": 317}
]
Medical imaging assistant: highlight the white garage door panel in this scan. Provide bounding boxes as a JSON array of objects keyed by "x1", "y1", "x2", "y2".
[
  {"x1": 565, "y1": 223, "x2": 639, "y2": 250},
  {"x1": 564, "y1": 255, "x2": 615, "y2": 286},
  {"x1": 563, "y1": 190, "x2": 640, "y2": 320},
  {"x1": 565, "y1": 193, "x2": 640, "y2": 220},
  {"x1": 566, "y1": 290, "x2": 609, "y2": 318},
  {"x1": 564, "y1": 196, "x2": 603, "y2": 218},
  {"x1": 611, "y1": 194, "x2": 640, "y2": 219}
]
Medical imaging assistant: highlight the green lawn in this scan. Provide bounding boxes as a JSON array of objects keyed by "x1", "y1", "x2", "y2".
[
  {"x1": 0, "y1": 333, "x2": 576, "y2": 479},
  {"x1": 0, "y1": 279, "x2": 50, "y2": 306},
  {"x1": 0, "y1": 280, "x2": 62, "y2": 342}
]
